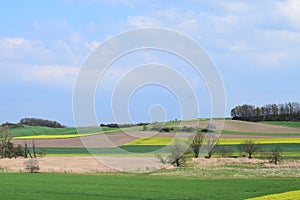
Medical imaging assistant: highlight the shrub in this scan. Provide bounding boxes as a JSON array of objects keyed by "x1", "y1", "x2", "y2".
[
  {"x1": 238, "y1": 140, "x2": 260, "y2": 159},
  {"x1": 268, "y1": 146, "x2": 283, "y2": 165},
  {"x1": 24, "y1": 158, "x2": 40, "y2": 173}
]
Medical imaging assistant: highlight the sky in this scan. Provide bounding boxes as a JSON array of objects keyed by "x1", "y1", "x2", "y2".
[{"x1": 1, "y1": 0, "x2": 300, "y2": 126}]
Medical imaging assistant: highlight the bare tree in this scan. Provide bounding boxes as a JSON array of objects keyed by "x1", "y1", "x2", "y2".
[
  {"x1": 168, "y1": 139, "x2": 189, "y2": 167},
  {"x1": 24, "y1": 142, "x2": 32, "y2": 158},
  {"x1": 32, "y1": 140, "x2": 36, "y2": 158},
  {"x1": 204, "y1": 133, "x2": 219, "y2": 158},
  {"x1": 238, "y1": 140, "x2": 260, "y2": 159},
  {"x1": 0, "y1": 125, "x2": 12, "y2": 158},
  {"x1": 268, "y1": 146, "x2": 283, "y2": 165},
  {"x1": 191, "y1": 132, "x2": 204, "y2": 158}
]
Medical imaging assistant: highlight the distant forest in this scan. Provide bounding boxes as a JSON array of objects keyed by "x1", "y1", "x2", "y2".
[
  {"x1": 231, "y1": 102, "x2": 300, "y2": 122},
  {"x1": 19, "y1": 118, "x2": 65, "y2": 128}
]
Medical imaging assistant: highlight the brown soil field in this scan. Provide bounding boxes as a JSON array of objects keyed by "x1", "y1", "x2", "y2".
[
  {"x1": 178, "y1": 120, "x2": 300, "y2": 133},
  {"x1": 0, "y1": 156, "x2": 166, "y2": 173},
  {"x1": 12, "y1": 131, "x2": 193, "y2": 148},
  {"x1": 13, "y1": 132, "x2": 137, "y2": 148}
]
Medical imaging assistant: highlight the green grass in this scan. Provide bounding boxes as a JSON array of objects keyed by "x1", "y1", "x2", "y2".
[
  {"x1": 36, "y1": 143, "x2": 300, "y2": 158},
  {"x1": 219, "y1": 143, "x2": 300, "y2": 153},
  {"x1": 10, "y1": 126, "x2": 118, "y2": 137},
  {"x1": 261, "y1": 121, "x2": 300, "y2": 128},
  {"x1": 9, "y1": 126, "x2": 134, "y2": 139},
  {"x1": 36, "y1": 146, "x2": 168, "y2": 155},
  {"x1": 0, "y1": 173, "x2": 299, "y2": 200}
]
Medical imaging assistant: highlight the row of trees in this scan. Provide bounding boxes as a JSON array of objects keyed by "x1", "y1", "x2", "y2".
[
  {"x1": 231, "y1": 102, "x2": 300, "y2": 121},
  {"x1": 100, "y1": 122, "x2": 149, "y2": 128},
  {"x1": 0, "y1": 125, "x2": 44, "y2": 159},
  {"x1": 163, "y1": 127, "x2": 283, "y2": 167},
  {"x1": 19, "y1": 118, "x2": 65, "y2": 128}
]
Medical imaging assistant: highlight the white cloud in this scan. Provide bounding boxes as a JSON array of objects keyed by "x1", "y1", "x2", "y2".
[
  {"x1": 28, "y1": 65, "x2": 78, "y2": 88},
  {"x1": 3, "y1": 37, "x2": 25, "y2": 47},
  {"x1": 276, "y1": 0, "x2": 300, "y2": 29},
  {"x1": 252, "y1": 50, "x2": 289, "y2": 68},
  {"x1": 85, "y1": 40, "x2": 100, "y2": 51},
  {"x1": 218, "y1": 2, "x2": 250, "y2": 13},
  {"x1": 0, "y1": 37, "x2": 52, "y2": 62},
  {"x1": 127, "y1": 16, "x2": 162, "y2": 27},
  {"x1": 0, "y1": 62, "x2": 79, "y2": 88},
  {"x1": 123, "y1": 2, "x2": 300, "y2": 69}
]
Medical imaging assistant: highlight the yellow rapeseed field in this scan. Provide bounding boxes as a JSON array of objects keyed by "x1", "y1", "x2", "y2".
[{"x1": 247, "y1": 190, "x2": 300, "y2": 200}]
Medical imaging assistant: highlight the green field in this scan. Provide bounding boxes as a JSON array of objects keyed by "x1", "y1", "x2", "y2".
[
  {"x1": 36, "y1": 143, "x2": 300, "y2": 159},
  {"x1": 10, "y1": 126, "x2": 111, "y2": 137},
  {"x1": 9, "y1": 126, "x2": 135, "y2": 139},
  {"x1": 262, "y1": 121, "x2": 300, "y2": 128},
  {"x1": 36, "y1": 146, "x2": 168, "y2": 156},
  {"x1": 0, "y1": 173, "x2": 299, "y2": 200}
]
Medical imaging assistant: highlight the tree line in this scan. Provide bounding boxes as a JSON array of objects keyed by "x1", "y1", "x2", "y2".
[
  {"x1": 231, "y1": 102, "x2": 300, "y2": 122},
  {"x1": 19, "y1": 118, "x2": 65, "y2": 128},
  {"x1": 0, "y1": 124, "x2": 44, "y2": 159},
  {"x1": 164, "y1": 134, "x2": 283, "y2": 167}
]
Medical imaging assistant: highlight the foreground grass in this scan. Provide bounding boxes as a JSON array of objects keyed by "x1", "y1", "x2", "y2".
[{"x1": 0, "y1": 173, "x2": 299, "y2": 200}]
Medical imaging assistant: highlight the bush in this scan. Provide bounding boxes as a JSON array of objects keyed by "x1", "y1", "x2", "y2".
[
  {"x1": 160, "y1": 127, "x2": 174, "y2": 132},
  {"x1": 24, "y1": 158, "x2": 40, "y2": 173},
  {"x1": 179, "y1": 126, "x2": 196, "y2": 132},
  {"x1": 150, "y1": 122, "x2": 163, "y2": 131},
  {"x1": 268, "y1": 146, "x2": 283, "y2": 165}
]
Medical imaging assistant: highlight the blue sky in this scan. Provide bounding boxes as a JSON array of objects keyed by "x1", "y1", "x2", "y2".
[{"x1": 1, "y1": 0, "x2": 300, "y2": 126}]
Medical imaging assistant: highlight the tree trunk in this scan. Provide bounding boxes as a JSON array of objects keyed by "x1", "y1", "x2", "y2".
[
  {"x1": 176, "y1": 158, "x2": 179, "y2": 167},
  {"x1": 207, "y1": 152, "x2": 212, "y2": 159}
]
